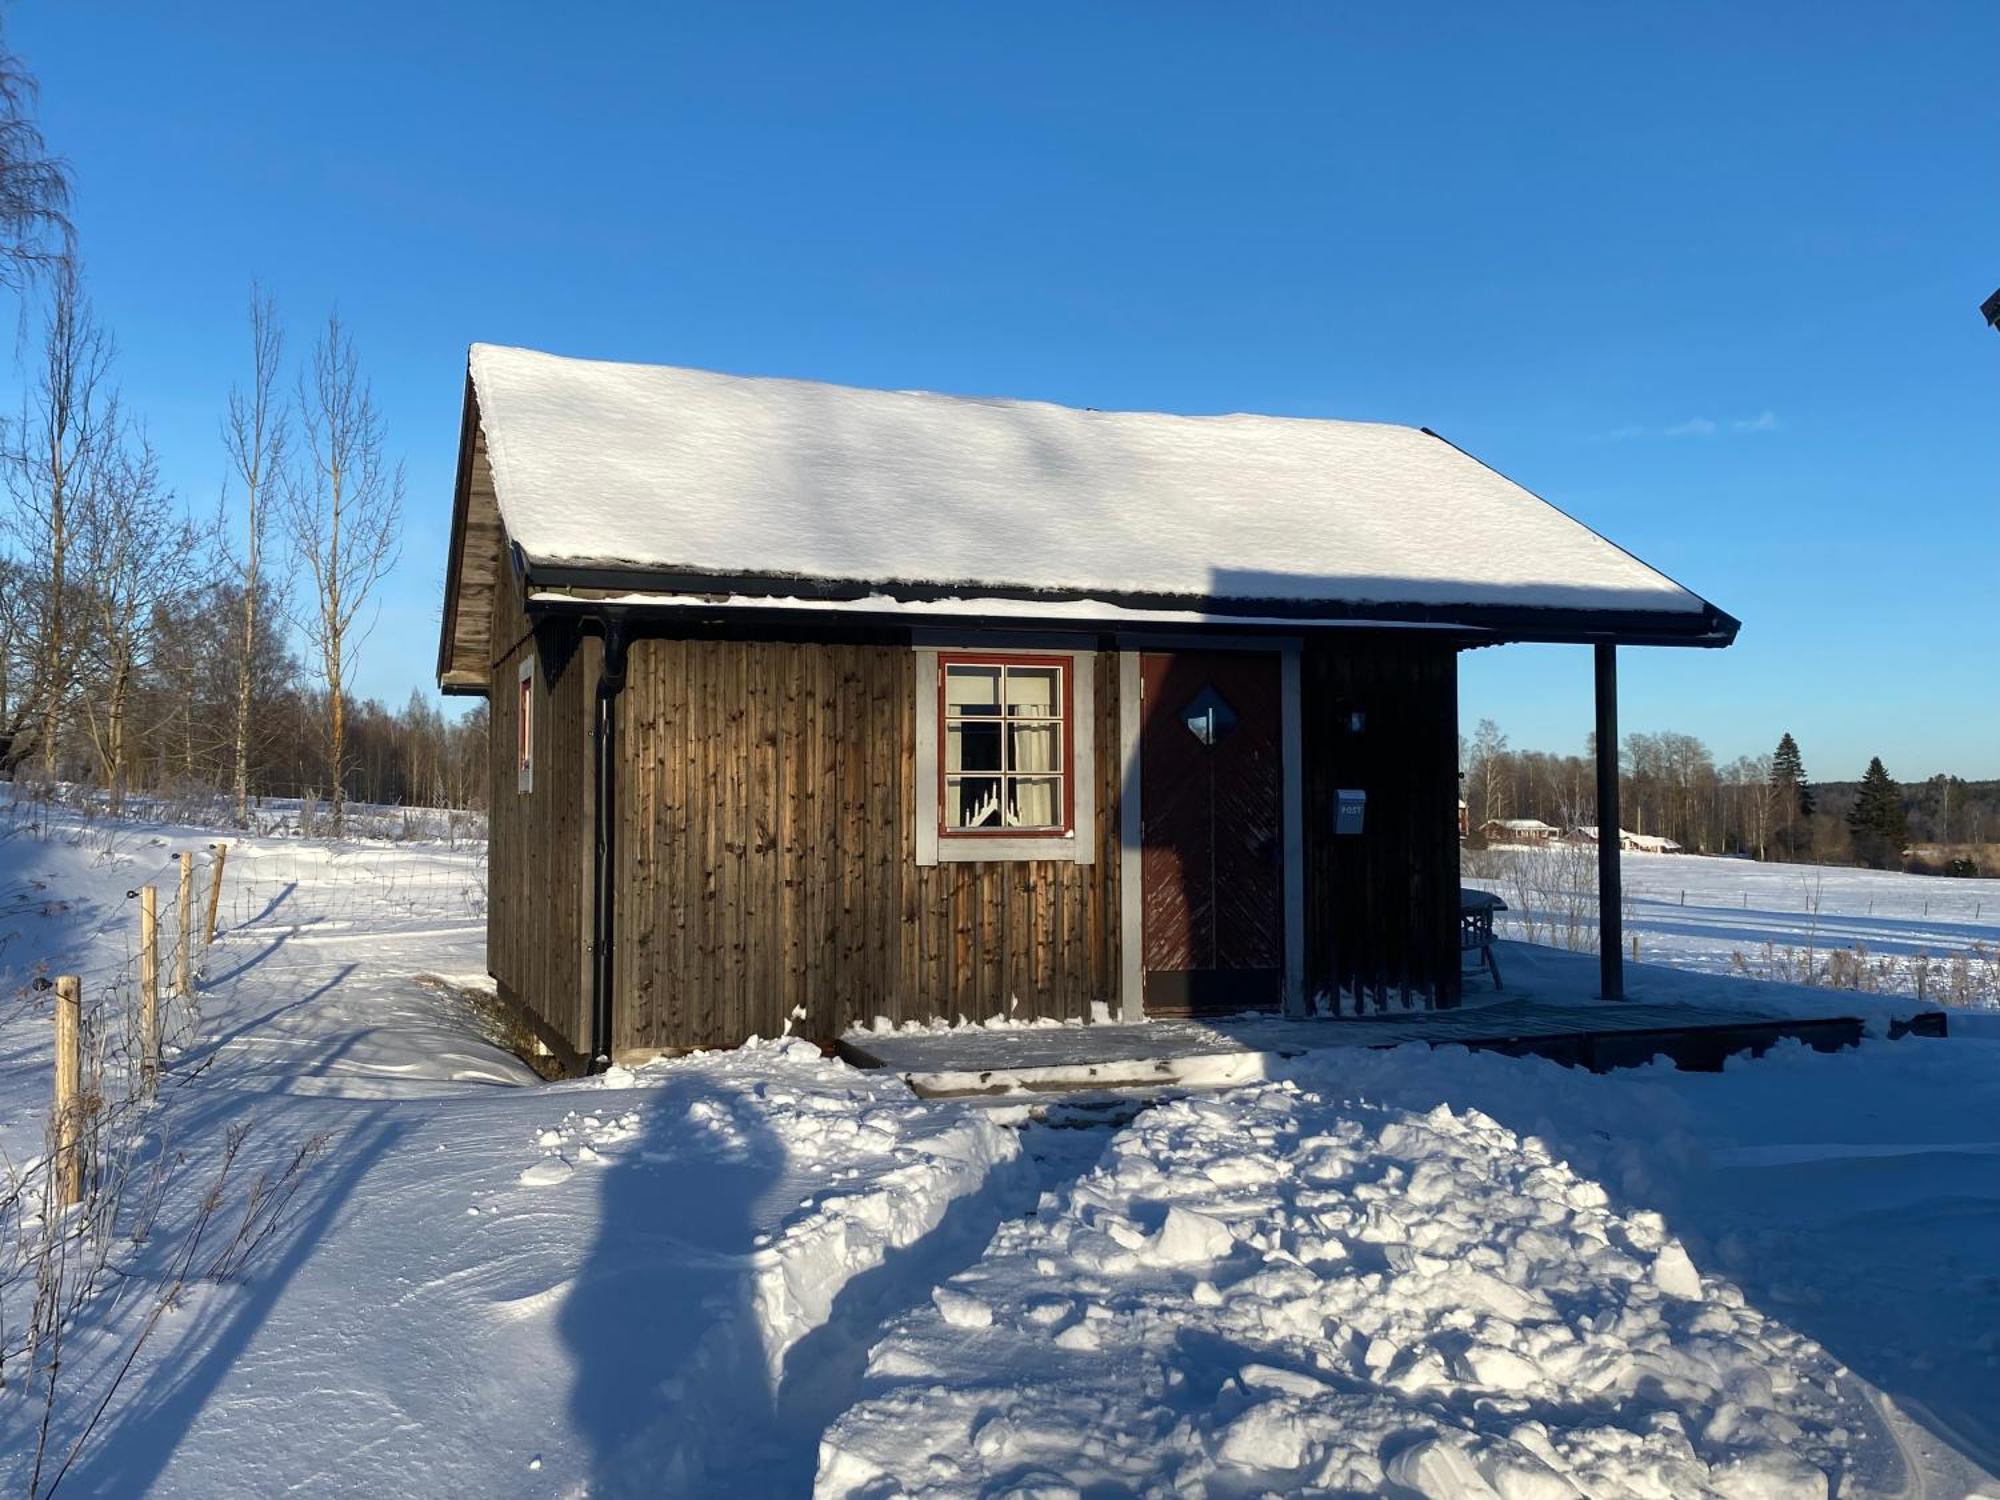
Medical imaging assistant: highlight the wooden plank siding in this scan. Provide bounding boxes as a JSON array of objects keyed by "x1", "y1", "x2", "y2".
[
  {"x1": 607, "y1": 638, "x2": 1122, "y2": 1052},
  {"x1": 1299, "y1": 636, "x2": 1462, "y2": 1011},
  {"x1": 439, "y1": 420, "x2": 508, "y2": 690},
  {"x1": 482, "y1": 600, "x2": 1459, "y2": 1056},
  {"x1": 484, "y1": 560, "x2": 594, "y2": 1066}
]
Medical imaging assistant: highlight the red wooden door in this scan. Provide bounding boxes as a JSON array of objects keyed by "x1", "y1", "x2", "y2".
[{"x1": 1139, "y1": 651, "x2": 1284, "y2": 1013}]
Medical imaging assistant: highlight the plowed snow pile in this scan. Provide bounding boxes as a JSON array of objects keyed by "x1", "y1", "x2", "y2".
[{"x1": 820, "y1": 1080, "x2": 1911, "y2": 1499}]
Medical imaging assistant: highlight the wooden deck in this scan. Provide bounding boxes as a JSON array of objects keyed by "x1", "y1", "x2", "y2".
[{"x1": 836, "y1": 997, "x2": 1932, "y2": 1098}]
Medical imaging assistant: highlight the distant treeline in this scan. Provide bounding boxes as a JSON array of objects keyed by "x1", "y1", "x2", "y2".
[
  {"x1": 1462, "y1": 720, "x2": 1996, "y2": 873},
  {"x1": 0, "y1": 570, "x2": 488, "y2": 814},
  {"x1": 0, "y1": 36, "x2": 485, "y2": 832}
]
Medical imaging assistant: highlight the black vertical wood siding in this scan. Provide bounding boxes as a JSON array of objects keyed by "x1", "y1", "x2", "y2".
[{"x1": 1300, "y1": 637, "x2": 1462, "y2": 1010}]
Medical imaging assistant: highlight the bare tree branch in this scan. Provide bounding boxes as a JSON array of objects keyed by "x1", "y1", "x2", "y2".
[
  {"x1": 75, "y1": 426, "x2": 207, "y2": 809},
  {"x1": 3, "y1": 263, "x2": 115, "y2": 775},
  {"x1": 222, "y1": 286, "x2": 286, "y2": 825},
  {"x1": 281, "y1": 312, "x2": 402, "y2": 835},
  {"x1": 0, "y1": 28, "x2": 72, "y2": 291}
]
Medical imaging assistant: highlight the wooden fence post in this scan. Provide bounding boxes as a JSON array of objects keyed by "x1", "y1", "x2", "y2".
[
  {"x1": 139, "y1": 885, "x2": 160, "y2": 1095},
  {"x1": 204, "y1": 842, "x2": 228, "y2": 946},
  {"x1": 177, "y1": 851, "x2": 195, "y2": 999},
  {"x1": 54, "y1": 974, "x2": 82, "y2": 1208}
]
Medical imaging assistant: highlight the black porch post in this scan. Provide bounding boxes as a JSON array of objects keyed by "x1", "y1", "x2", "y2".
[{"x1": 1594, "y1": 642, "x2": 1624, "y2": 1000}]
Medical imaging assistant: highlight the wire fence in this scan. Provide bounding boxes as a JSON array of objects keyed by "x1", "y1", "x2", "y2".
[
  {"x1": 0, "y1": 789, "x2": 488, "y2": 1497},
  {"x1": 1619, "y1": 875, "x2": 1998, "y2": 928}
]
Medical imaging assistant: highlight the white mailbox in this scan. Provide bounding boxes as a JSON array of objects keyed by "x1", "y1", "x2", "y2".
[{"x1": 1334, "y1": 788, "x2": 1366, "y2": 836}]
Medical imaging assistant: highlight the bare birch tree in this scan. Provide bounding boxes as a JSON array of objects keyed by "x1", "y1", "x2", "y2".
[
  {"x1": 0, "y1": 30, "x2": 71, "y2": 289},
  {"x1": 75, "y1": 430, "x2": 203, "y2": 809},
  {"x1": 0, "y1": 555, "x2": 34, "y2": 751},
  {"x1": 222, "y1": 287, "x2": 285, "y2": 824},
  {"x1": 4, "y1": 264, "x2": 114, "y2": 775},
  {"x1": 282, "y1": 314, "x2": 401, "y2": 835}
]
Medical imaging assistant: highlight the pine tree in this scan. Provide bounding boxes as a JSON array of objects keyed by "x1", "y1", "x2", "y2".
[
  {"x1": 1846, "y1": 756, "x2": 1909, "y2": 869},
  {"x1": 1768, "y1": 732, "x2": 1813, "y2": 859},
  {"x1": 1771, "y1": 732, "x2": 1813, "y2": 815}
]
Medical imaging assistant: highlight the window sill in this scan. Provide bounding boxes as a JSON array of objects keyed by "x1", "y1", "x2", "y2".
[{"x1": 932, "y1": 833, "x2": 1084, "y2": 864}]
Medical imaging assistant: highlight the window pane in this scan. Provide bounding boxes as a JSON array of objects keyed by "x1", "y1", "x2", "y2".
[
  {"x1": 1009, "y1": 722, "x2": 1059, "y2": 773},
  {"x1": 1008, "y1": 776, "x2": 1061, "y2": 828},
  {"x1": 946, "y1": 776, "x2": 1003, "y2": 829},
  {"x1": 1005, "y1": 666, "x2": 1059, "y2": 718},
  {"x1": 945, "y1": 665, "x2": 1001, "y2": 715},
  {"x1": 947, "y1": 721, "x2": 1002, "y2": 773}
]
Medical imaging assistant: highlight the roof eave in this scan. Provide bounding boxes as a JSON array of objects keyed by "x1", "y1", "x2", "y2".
[{"x1": 519, "y1": 559, "x2": 1741, "y2": 649}]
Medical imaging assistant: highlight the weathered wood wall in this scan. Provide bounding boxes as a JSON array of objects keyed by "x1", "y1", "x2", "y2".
[
  {"x1": 609, "y1": 639, "x2": 1122, "y2": 1052},
  {"x1": 485, "y1": 560, "x2": 594, "y2": 1063},
  {"x1": 1300, "y1": 636, "x2": 1462, "y2": 1009},
  {"x1": 478, "y1": 604, "x2": 1461, "y2": 1055},
  {"x1": 439, "y1": 415, "x2": 507, "y2": 690}
]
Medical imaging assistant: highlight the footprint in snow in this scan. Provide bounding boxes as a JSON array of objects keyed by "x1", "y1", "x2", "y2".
[{"x1": 519, "y1": 1158, "x2": 574, "y2": 1187}]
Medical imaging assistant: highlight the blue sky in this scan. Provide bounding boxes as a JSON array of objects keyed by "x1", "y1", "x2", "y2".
[{"x1": 10, "y1": 3, "x2": 1998, "y2": 780}]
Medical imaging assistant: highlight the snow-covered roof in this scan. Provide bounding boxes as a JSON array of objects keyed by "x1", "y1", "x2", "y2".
[
  {"x1": 1624, "y1": 833, "x2": 1683, "y2": 852},
  {"x1": 1486, "y1": 818, "x2": 1559, "y2": 832},
  {"x1": 1572, "y1": 826, "x2": 1684, "y2": 851},
  {"x1": 440, "y1": 345, "x2": 1736, "y2": 686}
]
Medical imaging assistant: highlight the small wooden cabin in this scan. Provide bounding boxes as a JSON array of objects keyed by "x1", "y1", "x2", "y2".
[
  {"x1": 437, "y1": 346, "x2": 1736, "y2": 1070},
  {"x1": 1570, "y1": 826, "x2": 1685, "y2": 854}
]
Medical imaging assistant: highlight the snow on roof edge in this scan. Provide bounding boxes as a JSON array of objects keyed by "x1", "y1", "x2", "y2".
[
  {"x1": 462, "y1": 342, "x2": 1737, "y2": 637},
  {"x1": 524, "y1": 588, "x2": 1494, "y2": 633}
]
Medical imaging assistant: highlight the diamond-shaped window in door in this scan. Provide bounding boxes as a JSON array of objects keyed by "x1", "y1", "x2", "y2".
[{"x1": 1181, "y1": 686, "x2": 1238, "y2": 747}]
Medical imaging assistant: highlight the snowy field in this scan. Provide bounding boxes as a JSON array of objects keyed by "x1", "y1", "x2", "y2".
[
  {"x1": 1471, "y1": 849, "x2": 2000, "y2": 1005},
  {"x1": 0, "y1": 814, "x2": 1994, "y2": 1497}
]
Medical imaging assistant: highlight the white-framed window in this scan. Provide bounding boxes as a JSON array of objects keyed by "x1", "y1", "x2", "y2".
[
  {"x1": 940, "y1": 654, "x2": 1071, "y2": 836},
  {"x1": 517, "y1": 658, "x2": 535, "y2": 794},
  {"x1": 915, "y1": 645, "x2": 1095, "y2": 865}
]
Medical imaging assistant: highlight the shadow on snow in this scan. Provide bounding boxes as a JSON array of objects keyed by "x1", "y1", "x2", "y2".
[
  {"x1": 557, "y1": 1083, "x2": 1122, "y2": 1496},
  {"x1": 44, "y1": 1113, "x2": 407, "y2": 1495}
]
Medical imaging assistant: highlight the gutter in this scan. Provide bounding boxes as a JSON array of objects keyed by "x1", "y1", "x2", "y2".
[{"x1": 589, "y1": 610, "x2": 630, "y2": 1071}]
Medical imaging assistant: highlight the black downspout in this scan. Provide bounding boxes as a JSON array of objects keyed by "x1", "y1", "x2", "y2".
[{"x1": 589, "y1": 612, "x2": 630, "y2": 1071}]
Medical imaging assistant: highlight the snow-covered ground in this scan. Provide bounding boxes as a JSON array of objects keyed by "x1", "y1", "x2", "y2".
[
  {"x1": 0, "y1": 816, "x2": 1015, "y2": 1495},
  {"x1": 1473, "y1": 849, "x2": 2000, "y2": 996},
  {"x1": 821, "y1": 1024, "x2": 2000, "y2": 1497},
  {"x1": 0, "y1": 817, "x2": 1993, "y2": 1496}
]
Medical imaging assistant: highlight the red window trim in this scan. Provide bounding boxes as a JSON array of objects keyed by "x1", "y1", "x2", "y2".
[{"x1": 936, "y1": 652, "x2": 1075, "y2": 840}]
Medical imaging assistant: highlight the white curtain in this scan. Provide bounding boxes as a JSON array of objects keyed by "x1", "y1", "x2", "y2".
[{"x1": 1008, "y1": 777, "x2": 1058, "y2": 827}]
